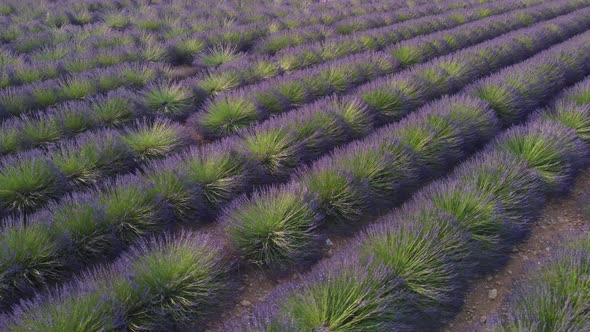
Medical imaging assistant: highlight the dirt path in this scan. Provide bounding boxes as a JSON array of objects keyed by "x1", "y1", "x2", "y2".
[
  {"x1": 204, "y1": 170, "x2": 590, "y2": 331},
  {"x1": 203, "y1": 235, "x2": 351, "y2": 331},
  {"x1": 199, "y1": 166, "x2": 590, "y2": 331},
  {"x1": 444, "y1": 169, "x2": 590, "y2": 331}
]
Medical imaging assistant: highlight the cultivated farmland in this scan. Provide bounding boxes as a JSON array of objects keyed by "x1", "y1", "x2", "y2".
[{"x1": 0, "y1": 0, "x2": 589, "y2": 331}]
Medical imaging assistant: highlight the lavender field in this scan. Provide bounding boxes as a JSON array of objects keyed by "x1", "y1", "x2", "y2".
[{"x1": 1, "y1": 0, "x2": 590, "y2": 330}]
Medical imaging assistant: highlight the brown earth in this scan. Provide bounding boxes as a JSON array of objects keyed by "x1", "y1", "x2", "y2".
[
  {"x1": 444, "y1": 169, "x2": 590, "y2": 331},
  {"x1": 168, "y1": 65, "x2": 201, "y2": 80},
  {"x1": 203, "y1": 235, "x2": 351, "y2": 331},
  {"x1": 203, "y1": 169, "x2": 590, "y2": 331}
]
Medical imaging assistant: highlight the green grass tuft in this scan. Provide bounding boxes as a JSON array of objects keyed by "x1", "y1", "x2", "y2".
[
  {"x1": 141, "y1": 83, "x2": 193, "y2": 118},
  {"x1": 0, "y1": 156, "x2": 65, "y2": 215},
  {"x1": 198, "y1": 97, "x2": 259, "y2": 137},
  {"x1": 225, "y1": 187, "x2": 318, "y2": 268},
  {"x1": 124, "y1": 119, "x2": 187, "y2": 162}
]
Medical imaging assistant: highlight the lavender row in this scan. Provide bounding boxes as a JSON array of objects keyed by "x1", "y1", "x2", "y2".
[
  {"x1": 223, "y1": 28, "x2": 590, "y2": 270},
  {"x1": 0, "y1": 50, "x2": 389, "y2": 155},
  {"x1": 191, "y1": 51, "x2": 398, "y2": 138},
  {"x1": 193, "y1": 0, "x2": 549, "y2": 95},
  {"x1": 484, "y1": 233, "x2": 590, "y2": 331},
  {"x1": 0, "y1": 2, "x2": 262, "y2": 51},
  {"x1": 1, "y1": 232, "x2": 235, "y2": 331},
  {"x1": 1, "y1": 0, "x2": 407, "y2": 35},
  {"x1": 274, "y1": 0, "x2": 436, "y2": 30},
  {"x1": 6, "y1": 25, "x2": 137, "y2": 54},
  {"x1": 0, "y1": 0, "x2": 528, "y2": 122},
  {"x1": 0, "y1": 0, "x2": 428, "y2": 87},
  {"x1": 224, "y1": 95, "x2": 499, "y2": 268},
  {"x1": 0, "y1": 45, "x2": 163, "y2": 89},
  {"x1": 1, "y1": 0, "x2": 425, "y2": 58},
  {"x1": 181, "y1": 0, "x2": 558, "y2": 109},
  {"x1": 228, "y1": 83, "x2": 590, "y2": 332},
  {"x1": 2, "y1": 15, "x2": 226, "y2": 64},
  {"x1": 0, "y1": 118, "x2": 188, "y2": 218},
  {"x1": 0, "y1": 6, "x2": 588, "y2": 309},
  {"x1": 253, "y1": 0, "x2": 495, "y2": 55},
  {"x1": 332, "y1": 0, "x2": 495, "y2": 35},
  {"x1": 5, "y1": 42, "x2": 590, "y2": 331},
  {"x1": 271, "y1": 0, "x2": 549, "y2": 72},
  {"x1": 252, "y1": 24, "x2": 336, "y2": 56},
  {"x1": 192, "y1": 6, "x2": 590, "y2": 140},
  {"x1": 249, "y1": 0, "x2": 434, "y2": 54},
  {"x1": 162, "y1": 0, "x2": 545, "y2": 130},
  {"x1": 0, "y1": 0, "x2": 264, "y2": 27},
  {"x1": 0, "y1": 62, "x2": 170, "y2": 119},
  {"x1": 387, "y1": 0, "x2": 590, "y2": 65},
  {"x1": 0, "y1": 92, "x2": 583, "y2": 332},
  {"x1": 0, "y1": 0, "x2": 536, "y2": 154},
  {"x1": 0, "y1": 23, "x2": 229, "y2": 88},
  {"x1": 182, "y1": 0, "x2": 490, "y2": 59},
  {"x1": 0, "y1": 29, "x2": 244, "y2": 89},
  {"x1": 6, "y1": 3, "x2": 438, "y2": 58},
  {"x1": 217, "y1": 9, "x2": 590, "y2": 183},
  {"x1": 482, "y1": 78, "x2": 590, "y2": 331}
]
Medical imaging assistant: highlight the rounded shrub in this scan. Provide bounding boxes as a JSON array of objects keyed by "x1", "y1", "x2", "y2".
[
  {"x1": 300, "y1": 158, "x2": 370, "y2": 225},
  {"x1": 48, "y1": 192, "x2": 117, "y2": 263},
  {"x1": 262, "y1": 257, "x2": 408, "y2": 331},
  {"x1": 392, "y1": 119, "x2": 462, "y2": 177},
  {"x1": 224, "y1": 184, "x2": 320, "y2": 269},
  {"x1": 0, "y1": 220, "x2": 66, "y2": 307},
  {"x1": 144, "y1": 157, "x2": 203, "y2": 223},
  {"x1": 98, "y1": 175, "x2": 167, "y2": 245},
  {"x1": 453, "y1": 151, "x2": 544, "y2": 236},
  {"x1": 0, "y1": 151, "x2": 66, "y2": 216},
  {"x1": 139, "y1": 82, "x2": 194, "y2": 119},
  {"x1": 411, "y1": 181, "x2": 507, "y2": 262},
  {"x1": 360, "y1": 213, "x2": 470, "y2": 326},
  {"x1": 491, "y1": 121, "x2": 585, "y2": 192},
  {"x1": 358, "y1": 76, "x2": 423, "y2": 124},
  {"x1": 90, "y1": 90, "x2": 136, "y2": 127},
  {"x1": 239, "y1": 127, "x2": 302, "y2": 181},
  {"x1": 52, "y1": 130, "x2": 132, "y2": 187},
  {"x1": 197, "y1": 70, "x2": 242, "y2": 95},
  {"x1": 110, "y1": 232, "x2": 234, "y2": 330},
  {"x1": 343, "y1": 137, "x2": 418, "y2": 206},
  {"x1": 199, "y1": 44, "x2": 241, "y2": 67},
  {"x1": 335, "y1": 96, "x2": 374, "y2": 139},
  {"x1": 123, "y1": 118, "x2": 188, "y2": 162},
  {"x1": 182, "y1": 141, "x2": 254, "y2": 213},
  {"x1": 196, "y1": 93, "x2": 259, "y2": 138},
  {"x1": 542, "y1": 101, "x2": 590, "y2": 143}
]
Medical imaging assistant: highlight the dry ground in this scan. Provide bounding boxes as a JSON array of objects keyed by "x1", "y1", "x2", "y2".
[{"x1": 202, "y1": 169, "x2": 590, "y2": 331}]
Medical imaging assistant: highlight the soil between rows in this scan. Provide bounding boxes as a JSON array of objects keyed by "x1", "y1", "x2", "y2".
[{"x1": 445, "y1": 168, "x2": 590, "y2": 331}]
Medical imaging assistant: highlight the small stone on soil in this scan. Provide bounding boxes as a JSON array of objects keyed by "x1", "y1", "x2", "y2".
[
  {"x1": 240, "y1": 300, "x2": 252, "y2": 307},
  {"x1": 488, "y1": 289, "x2": 498, "y2": 300}
]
